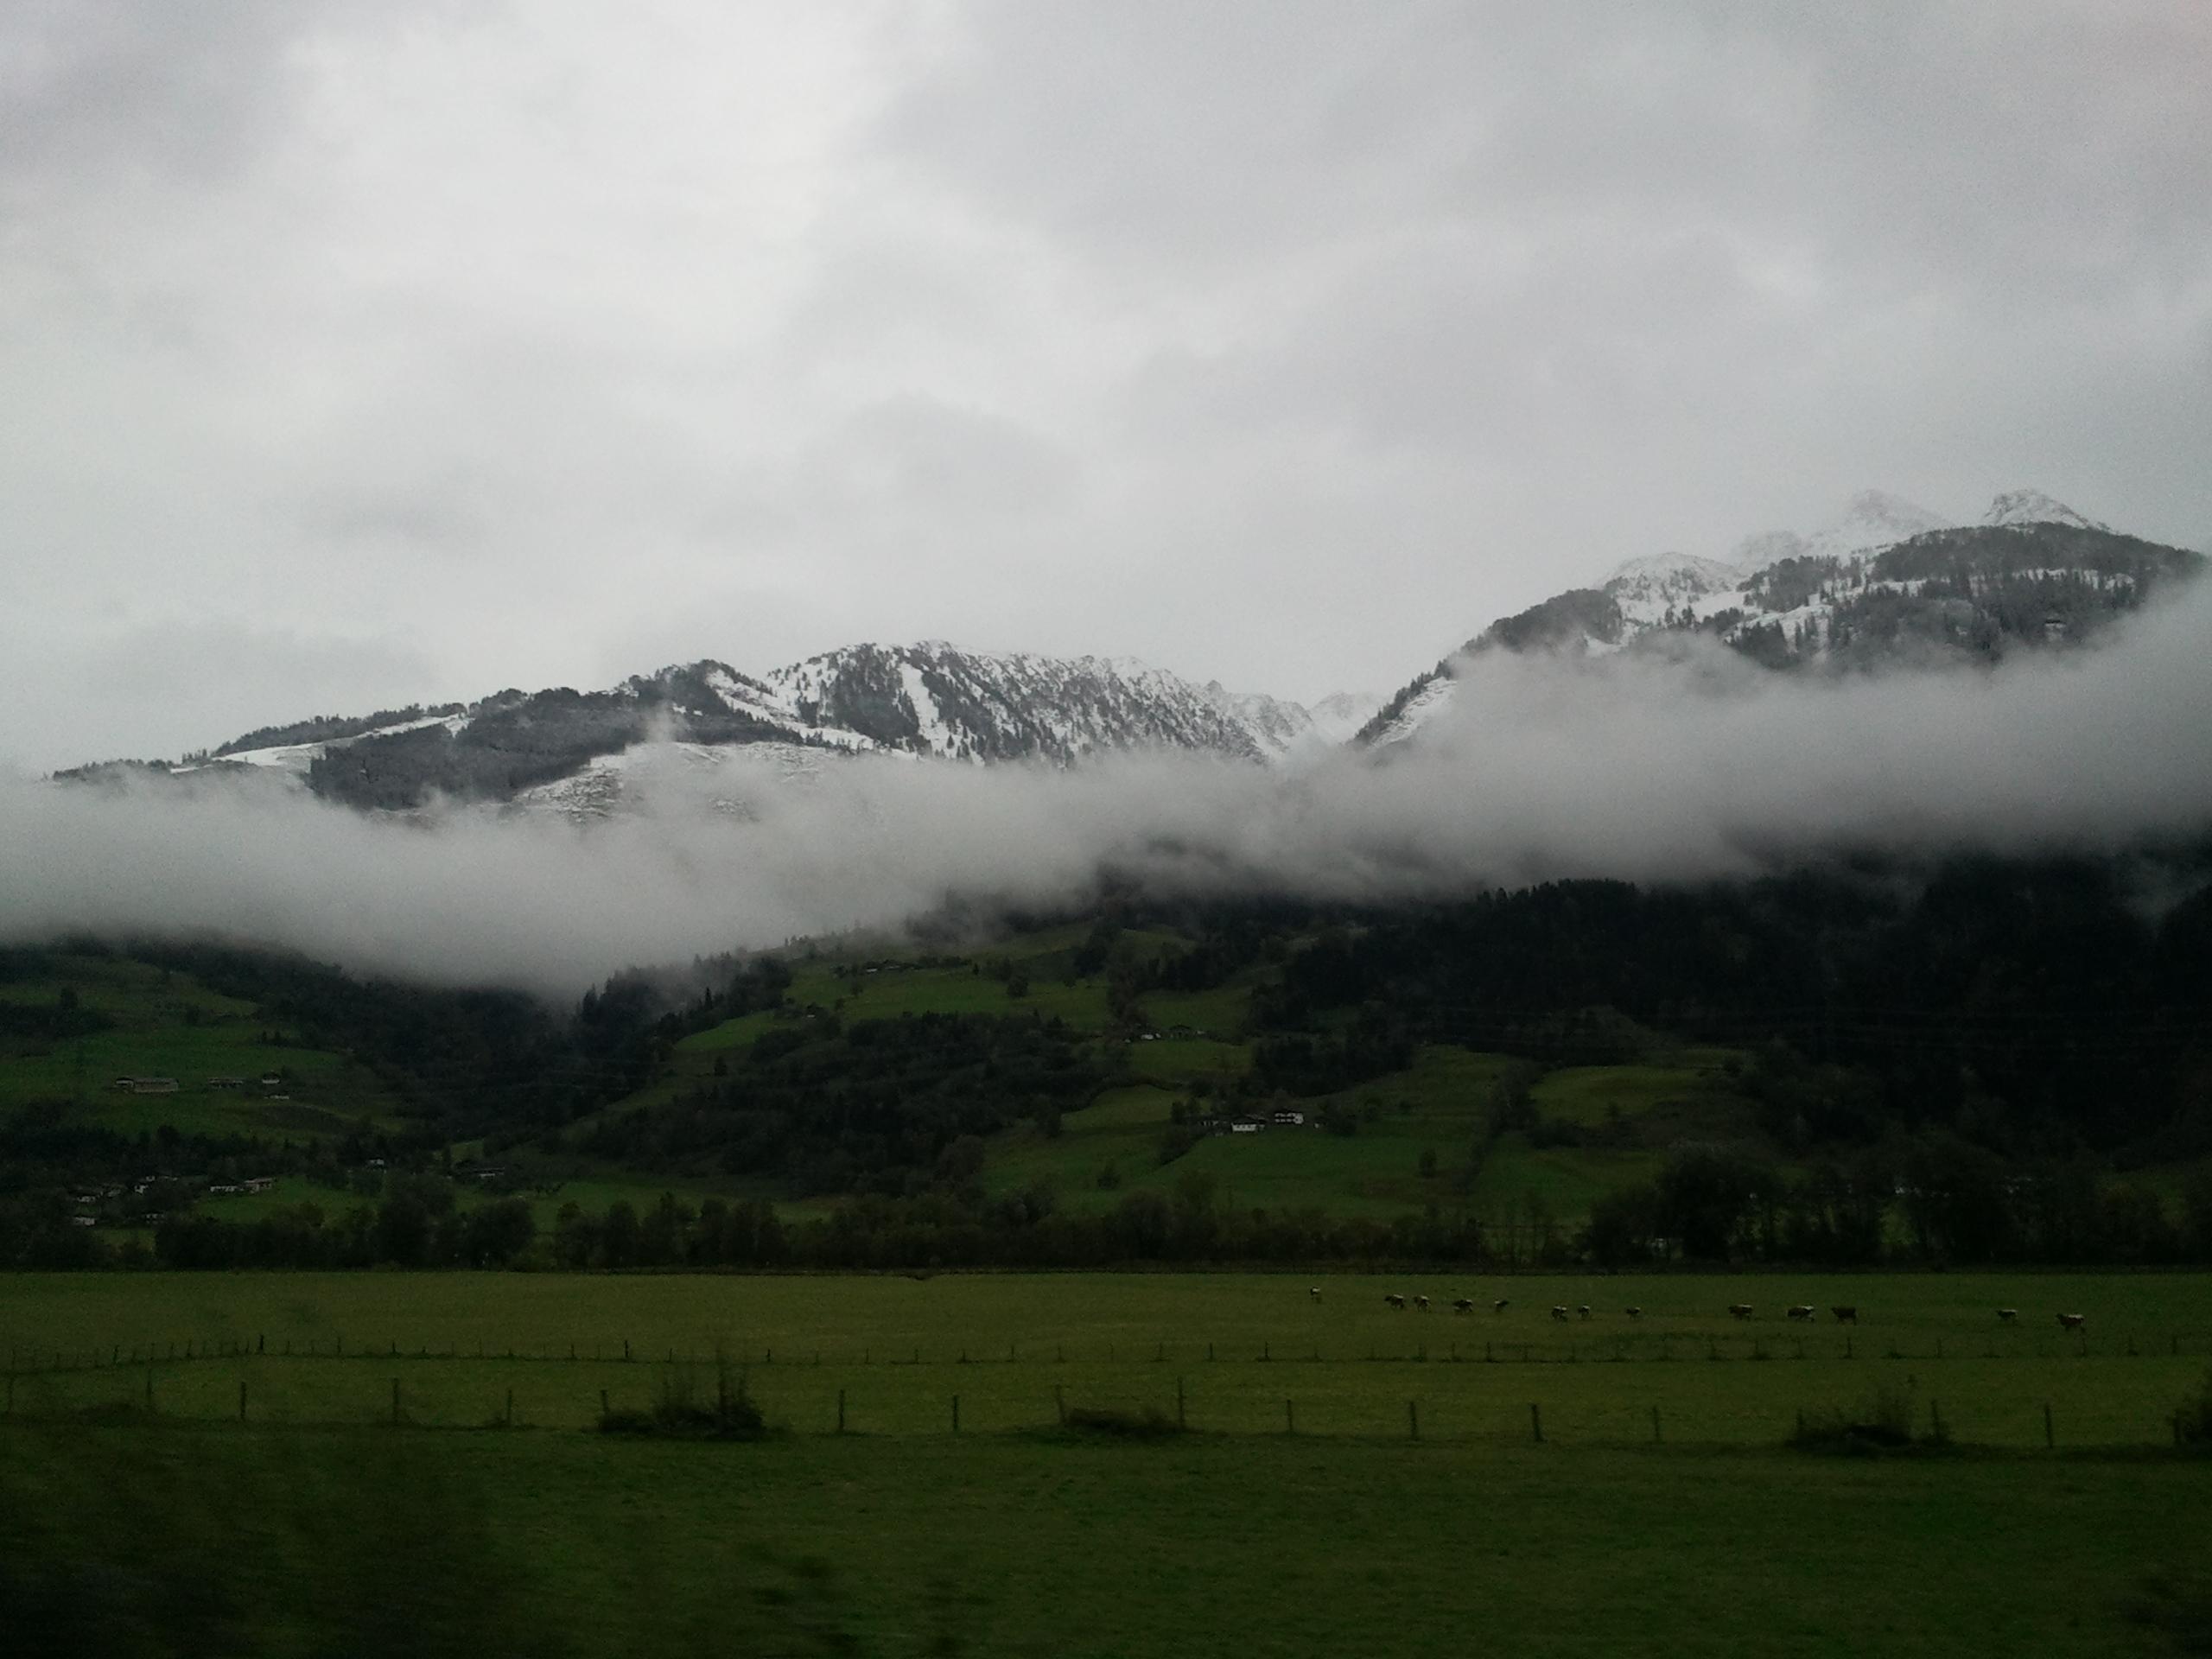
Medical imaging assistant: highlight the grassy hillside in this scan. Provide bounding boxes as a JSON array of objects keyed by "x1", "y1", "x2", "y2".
[
  {"x1": 0, "y1": 949, "x2": 404, "y2": 1142},
  {"x1": 571, "y1": 923, "x2": 1782, "y2": 1233}
]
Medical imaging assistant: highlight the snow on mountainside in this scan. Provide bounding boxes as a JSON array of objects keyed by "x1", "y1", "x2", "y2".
[
  {"x1": 1357, "y1": 490, "x2": 2205, "y2": 749},
  {"x1": 1603, "y1": 552, "x2": 1751, "y2": 627},
  {"x1": 118, "y1": 641, "x2": 1368, "y2": 815},
  {"x1": 1984, "y1": 488, "x2": 2109, "y2": 532},
  {"x1": 1798, "y1": 489, "x2": 1948, "y2": 561},
  {"x1": 1304, "y1": 690, "x2": 1384, "y2": 747},
  {"x1": 752, "y1": 641, "x2": 1269, "y2": 765}
]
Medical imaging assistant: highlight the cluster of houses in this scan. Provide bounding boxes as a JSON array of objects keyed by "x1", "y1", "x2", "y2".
[
  {"x1": 1133, "y1": 1026, "x2": 1211, "y2": 1042},
  {"x1": 110, "y1": 1072, "x2": 289, "y2": 1096},
  {"x1": 70, "y1": 1172, "x2": 278, "y2": 1229},
  {"x1": 1198, "y1": 1109, "x2": 1306, "y2": 1135}
]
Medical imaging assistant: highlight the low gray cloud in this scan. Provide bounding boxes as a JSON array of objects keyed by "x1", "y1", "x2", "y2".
[{"x1": 5, "y1": 583, "x2": 2206, "y2": 997}]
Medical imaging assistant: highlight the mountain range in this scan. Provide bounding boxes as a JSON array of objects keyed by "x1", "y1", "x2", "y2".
[
  {"x1": 1357, "y1": 489, "x2": 2201, "y2": 747},
  {"x1": 57, "y1": 487, "x2": 2203, "y2": 813}
]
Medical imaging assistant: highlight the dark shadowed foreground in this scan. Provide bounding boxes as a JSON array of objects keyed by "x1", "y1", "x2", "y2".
[{"x1": 3, "y1": 1421, "x2": 2209, "y2": 1657}]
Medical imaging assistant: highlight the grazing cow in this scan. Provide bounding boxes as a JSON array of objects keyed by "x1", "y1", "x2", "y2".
[
  {"x1": 1414, "y1": 1295, "x2": 1430, "y2": 1313},
  {"x1": 1727, "y1": 1304, "x2": 1755, "y2": 1321},
  {"x1": 1576, "y1": 1306, "x2": 1592, "y2": 1320},
  {"x1": 1492, "y1": 1299, "x2": 1510, "y2": 1314},
  {"x1": 1309, "y1": 1287, "x2": 1322, "y2": 1302},
  {"x1": 1550, "y1": 1305, "x2": 1571, "y2": 1322},
  {"x1": 1624, "y1": 1306, "x2": 1643, "y2": 1319},
  {"x1": 1452, "y1": 1298, "x2": 1475, "y2": 1314},
  {"x1": 1831, "y1": 1306, "x2": 1858, "y2": 1325},
  {"x1": 1786, "y1": 1305, "x2": 1816, "y2": 1322},
  {"x1": 2057, "y1": 1313, "x2": 2086, "y2": 1332},
  {"x1": 1384, "y1": 1294, "x2": 1406, "y2": 1310},
  {"x1": 1996, "y1": 1308, "x2": 2018, "y2": 1323}
]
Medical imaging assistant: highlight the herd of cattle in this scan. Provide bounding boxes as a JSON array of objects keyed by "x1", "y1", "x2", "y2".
[{"x1": 1332, "y1": 1289, "x2": 2088, "y2": 1329}]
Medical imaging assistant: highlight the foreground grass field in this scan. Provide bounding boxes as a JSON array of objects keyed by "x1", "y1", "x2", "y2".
[
  {"x1": 6, "y1": 1272, "x2": 2211, "y2": 1655},
  {"x1": 5, "y1": 1421, "x2": 2209, "y2": 1656}
]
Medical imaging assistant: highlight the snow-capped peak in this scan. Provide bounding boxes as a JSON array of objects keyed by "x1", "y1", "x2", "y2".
[
  {"x1": 1604, "y1": 551, "x2": 1747, "y2": 594},
  {"x1": 1802, "y1": 489, "x2": 1949, "y2": 560},
  {"x1": 1983, "y1": 489, "x2": 2107, "y2": 532}
]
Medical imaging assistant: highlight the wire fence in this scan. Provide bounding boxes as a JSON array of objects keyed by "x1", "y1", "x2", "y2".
[
  {"x1": 4, "y1": 1330, "x2": 2206, "y2": 1448},
  {"x1": 5, "y1": 1326, "x2": 2204, "y2": 1379}
]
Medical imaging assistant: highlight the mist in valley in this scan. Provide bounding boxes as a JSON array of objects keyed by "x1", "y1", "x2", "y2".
[{"x1": 4, "y1": 581, "x2": 2209, "y2": 997}]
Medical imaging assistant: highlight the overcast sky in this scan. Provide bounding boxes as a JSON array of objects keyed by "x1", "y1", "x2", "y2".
[{"x1": 3, "y1": 0, "x2": 2208, "y2": 772}]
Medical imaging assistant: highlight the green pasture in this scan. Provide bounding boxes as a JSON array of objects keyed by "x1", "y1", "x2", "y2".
[
  {"x1": 1473, "y1": 1133, "x2": 1672, "y2": 1220},
  {"x1": 982, "y1": 1045, "x2": 1545, "y2": 1217},
  {"x1": 0, "y1": 952, "x2": 402, "y2": 1139},
  {"x1": 784, "y1": 961, "x2": 1119, "y2": 1029},
  {"x1": 9, "y1": 1271, "x2": 2212, "y2": 1449},
  {"x1": 1531, "y1": 1051, "x2": 1754, "y2": 1135}
]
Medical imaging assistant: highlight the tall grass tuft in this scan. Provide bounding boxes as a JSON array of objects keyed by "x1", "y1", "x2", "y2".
[
  {"x1": 600, "y1": 1346, "x2": 767, "y2": 1440},
  {"x1": 1789, "y1": 1383, "x2": 1951, "y2": 1454}
]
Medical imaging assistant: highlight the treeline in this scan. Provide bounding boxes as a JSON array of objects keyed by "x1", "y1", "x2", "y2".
[
  {"x1": 572, "y1": 1010, "x2": 1111, "y2": 1195},
  {"x1": 11, "y1": 1136, "x2": 2212, "y2": 1273},
  {"x1": 114, "y1": 938, "x2": 664, "y2": 1138},
  {"x1": 1240, "y1": 852, "x2": 2212, "y2": 1160}
]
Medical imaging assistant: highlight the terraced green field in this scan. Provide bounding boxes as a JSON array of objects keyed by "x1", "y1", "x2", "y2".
[{"x1": 0, "y1": 952, "x2": 403, "y2": 1140}]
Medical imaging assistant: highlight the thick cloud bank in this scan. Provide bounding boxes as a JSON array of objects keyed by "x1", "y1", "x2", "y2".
[{"x1": 4, "y1": 585, "x2": 2209, "y2": 995}]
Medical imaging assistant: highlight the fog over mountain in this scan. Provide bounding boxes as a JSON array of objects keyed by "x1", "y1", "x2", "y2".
[{"x1": 7, "y1": 577, "x2": 2208, "y2": 996}]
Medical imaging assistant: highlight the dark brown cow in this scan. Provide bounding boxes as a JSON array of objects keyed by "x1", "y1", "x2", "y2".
[
  {"x1": 1414, "y1": 1295, "x2": 1430, "y2": 1312},
  {"x1": 1727, "y1": 1304, "x2": 1755, "y2": 1320},
  {"x1": 1452, "y1": 1298, "x2": 1475, "y2": 1314},
  {"x1": 2057, "y1": 1313, "x2": 2086, "y2": 1332},
  {"x1": 1576, "y1": 1305, "x2": 1592, "y2": 1319},
  {"x1": 1492, "y1": 1299, "x2": 1510, "y2": 1314},
  {"x1": 1831, "y1": 1306, "x2": 1858, "y2": 1324},
  {"x1": 1624, "y1": 1306, "x2": 1643, "y2": 1319},
  {"x1": 1550, "y1": 1305, "x2": 1571, "y2": 1321},
  {"x1": 1309, "y1": 1286, "x2": 1322, "y2": 1302},
  {"x1": 1996, "y1": 1308, "x2": 2018, "y2": 1323},
  {"x1": 1786, "y1": 1305, "x2": 1816, "y2": 1322}
]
